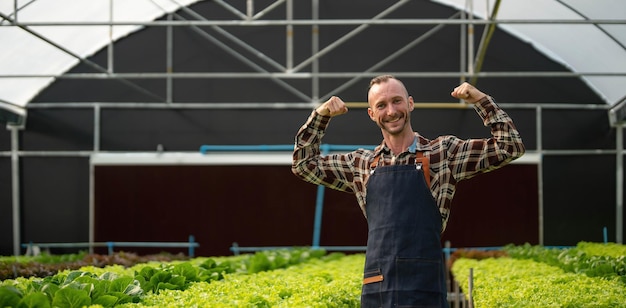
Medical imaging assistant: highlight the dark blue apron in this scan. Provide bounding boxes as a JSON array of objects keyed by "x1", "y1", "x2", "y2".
[{"x1": 361, "y1": 154, "x2": 448, "y2": 308}]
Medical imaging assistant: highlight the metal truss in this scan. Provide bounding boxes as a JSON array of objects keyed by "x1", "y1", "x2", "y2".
[{"x1": 1, "y1": 0, "x2": 625, "y2": 107}]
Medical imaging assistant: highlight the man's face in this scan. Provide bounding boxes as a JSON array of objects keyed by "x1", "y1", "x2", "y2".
[{"x1": 367, "y1": 79, "x2": 414, "y2": 136}]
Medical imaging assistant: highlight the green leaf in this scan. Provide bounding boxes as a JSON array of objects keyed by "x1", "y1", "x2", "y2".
[
  {"x1": 63, "y1": 271, "x2": 90, "y2": 284},
  {"x1": 91, "y1": 294, "x2": 118, "y2": 308},
  {"x1": 133, "y1": 275, "x2": 153, "y2": 294},
  {"x1": 109, "y1": 277, "x2": 134, "y2": 293},
  {"x1": 51, "y1": 287, "x2": 91, "y2": 308},
  {"x1": 99, "y1": 272, "x2": 119, "y2": 281},
  {"x1": 122, "y1": 280, "x2": 142, "y2": 297},
  {"x1": 17, "y1": 292, "x2": 50, "y2": 308},
  {"x1": 149, "y1": 270, "x2": 171, "y2": 285},
  {"x1": 172, "y1": 263, "x2": 197, "y2": 281},
  {"x1": 107, "y1": 291, "x2": 131, "y2": 304},
  {"x1": 0, "y1": 285, "x2": 22, "y2": 308},
  {"x1": 156, "y1": 282, "x2": 182, "y2": 291},
  {"x1": 199, "y1": 258, "x2": 217, "y2": 269},
  {"x1": 91, "y1": 279, "x2": 110, "y2": 300},
  {"x1": 248, "y1": 253, "x2": 271, "y2": 273},
  {"x1": 168, "y1": 275, "x2": 186, "y2": 288},
  {"x1": 40, "y1": 282, "x2": 59, "y2": 302}
]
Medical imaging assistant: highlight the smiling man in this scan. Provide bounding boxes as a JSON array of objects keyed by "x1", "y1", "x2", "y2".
[{"x1": 292, "y1": 74, "x2": 525, "y2": 307}]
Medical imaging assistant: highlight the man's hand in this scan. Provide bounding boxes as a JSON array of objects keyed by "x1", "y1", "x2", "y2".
[
  {"x1": 316, "y1": 96, "x2": 348, "y2": 117},
  {"x1": 451, "y1": 82, "x2": 487, "y2": 104}
]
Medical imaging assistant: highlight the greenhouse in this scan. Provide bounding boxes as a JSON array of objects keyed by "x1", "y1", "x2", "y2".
[{"x1": 1, "y1": 0, "x2": 625, "y2": 307}]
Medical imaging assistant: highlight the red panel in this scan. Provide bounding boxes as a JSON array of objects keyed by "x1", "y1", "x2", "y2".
[
  {"x1": 442, "y1": 164, "x2": 540, "y2": 247},
  {"x1": 95, "y1": 165, "x2": 318, "y2": 256},
  {"x1": 95, "y1": 164, "x2": 538, "y2": 256}
]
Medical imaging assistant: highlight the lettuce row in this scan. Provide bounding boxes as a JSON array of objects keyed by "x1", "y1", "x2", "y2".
[
  {"x1": 452, "y1": 257, "x2": 626, "y2": 307},
  {"x1": 504, "y1": 242, "x2": 626, "y2": 283},
  {"x1": 120, "y1": 253, "x2": 364, "y2": 308},
  {"x1": 0, "y1": 271, "x2": 142, "y2": 308},
  {"x1": 0, "y1": 248, "x2": 328, "y2": 308}
]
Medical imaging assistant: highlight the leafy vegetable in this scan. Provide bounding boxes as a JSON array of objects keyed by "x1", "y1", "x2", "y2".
[
  {"x1": 125, "y1": 254, "x2": 364, "y2": 307},
  {"x1": 1, "y1": 247, "x2": 329, "y2": 307},
  {"x1": 452, "y1": 257, "x2": 626, "y2": 307},
  {"x1": 505, "y1": 242, "x2": 626, "y2": 283}
]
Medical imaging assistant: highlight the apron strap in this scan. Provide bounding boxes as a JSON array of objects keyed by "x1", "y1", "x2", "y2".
[
  {"x1": 369, "y1": 152, "x2": 431, "y2": 188},
  {"x1": 369, "y1": 155, "x2": 381, "y2": 170},
  {"x1": 415, "y1": 151, "x2": 431, "y2": 188}
]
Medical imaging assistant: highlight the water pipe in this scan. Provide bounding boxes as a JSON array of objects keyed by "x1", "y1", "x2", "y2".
[
  {"x1": 21, "y1": 236, "x2": 200, "y2": 257},
  {"x1": 200, "y1": 144, "x2": 294, "y2": 153}
]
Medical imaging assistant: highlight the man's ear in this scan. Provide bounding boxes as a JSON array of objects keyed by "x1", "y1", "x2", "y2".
[
  {"x1": 367, "y1": 108, "x2": 375, "y2": 121},
  {"x1": 408, "y1": 96, "x2": 415, "y2": 111}
]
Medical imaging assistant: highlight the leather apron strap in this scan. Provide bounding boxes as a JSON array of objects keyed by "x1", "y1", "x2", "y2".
[{"x1": 370, "y1": 152, "x2": 431, "y2": 188}]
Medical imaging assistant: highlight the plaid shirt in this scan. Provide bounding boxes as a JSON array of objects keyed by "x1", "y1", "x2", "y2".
[{"x1": 292, "y1": 96, "x2": 525, "y2": 231}]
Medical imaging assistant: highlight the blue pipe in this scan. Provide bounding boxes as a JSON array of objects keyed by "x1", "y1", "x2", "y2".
[
  {"x1": 189, "y1": 235, "x2": 196, "y2": 257},
  {"x1": 199, "y1": 144, "x2": 295, "y2": 153},
  {"x1": 312, "y1": 184, "x2": 326, "y2": 249},
  {"x1": 199, "y1": 144, "x2": 376, "y2": 154}
]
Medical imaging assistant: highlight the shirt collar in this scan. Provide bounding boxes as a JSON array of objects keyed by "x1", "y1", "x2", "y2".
[
  {"x1": 374, "y1": 132, "x2": 431, "y2": 156},
  {"x1": 407, "y1": 135, "x2": 418, "y2": 153}
]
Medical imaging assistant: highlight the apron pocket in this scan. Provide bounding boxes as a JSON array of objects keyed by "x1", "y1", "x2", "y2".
[{"x1": 395, "y1": 258, "x2": 443, "y2": 307}]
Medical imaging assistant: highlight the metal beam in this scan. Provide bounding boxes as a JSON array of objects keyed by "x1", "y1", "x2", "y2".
[
  {"x1": 2, "y1": 71, "x2": 623, "y2": 79},
  {"x1": 5, "y1": 19, "x2": 625, "y2": 27}
]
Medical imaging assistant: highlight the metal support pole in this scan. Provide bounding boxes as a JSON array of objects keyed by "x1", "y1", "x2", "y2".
[
  {"x1": 13, "y1": 0, "x2": 17, "y2": 23},
  {"x1": 188, "y1": 235, "x2": 196, "y2": 257},
  {"x1": 166, "y1": 13, "x2": 174, "y2": 104},
  {"x1": 466, "y1": 0, "x2": 474, "y2": 77},
  {"x1": 286, "y1": 0, "x2": 293, "y2": 71},
  {"x1": 470, "y1": 0, "x2": 501, "y2": 86},
  {"x1": 460, "y1": 5, "x2": 467, "y2": 85},
  {"x1": 617, "y1": 124, "x2": 624, "y2": 243},
  {"x1": 312, "y1": 185, "x2": 325, "y2": 249},
  {"x1": 89, "y1": 104, "x2": 100, "y2": 253},
  {"x1": 537, "y1": 106, "x2": 544, "y2": 245},
  {"x1": 311, "y1": 0, "x2": 319, "y2": 102},
  {"x1": 107, "y1": 0, "x2": 114, "y2": 73},
  {"x1": 468, "y1": 268, "x2": 474, "y2": 308},
  {"x1": 246, "y1": 0, "x2": 254, "y2": 20},
  {"x1": 89, "y1": 158, "x2": 95, "y2": 254},
  {"x1": 9, "y1": 124, "x2": 22, "y2": 255}
]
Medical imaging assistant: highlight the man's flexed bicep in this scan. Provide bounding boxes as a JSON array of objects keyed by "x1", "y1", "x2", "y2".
[{"x1": 292, "y1": 104, "x2": 355, "y2": 193}]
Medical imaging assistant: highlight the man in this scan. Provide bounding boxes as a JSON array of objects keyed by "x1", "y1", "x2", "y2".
[{"x1": 292, "y1": 75, "x2": 525, "y2": 307}]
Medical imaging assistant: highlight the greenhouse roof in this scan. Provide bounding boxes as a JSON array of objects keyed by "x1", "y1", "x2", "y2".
[
  {"x1": 0, "y1": 0, "x2": 201, "y2": 124},
  {"x1": 0, "y1": 0, "x2": 625, "y2": 125},
  {"x1": 434, "y1": 0, "x2": 626, "y2": 106}
]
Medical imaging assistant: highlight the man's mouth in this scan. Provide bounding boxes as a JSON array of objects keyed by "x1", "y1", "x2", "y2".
[{"x1": 385, "y1": 116, "x2": 402, "y2": 123}]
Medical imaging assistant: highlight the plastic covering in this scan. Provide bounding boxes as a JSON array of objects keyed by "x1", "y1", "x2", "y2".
[{"x1": 0, "y1": 0, "x2": 624, "y2": 111}]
